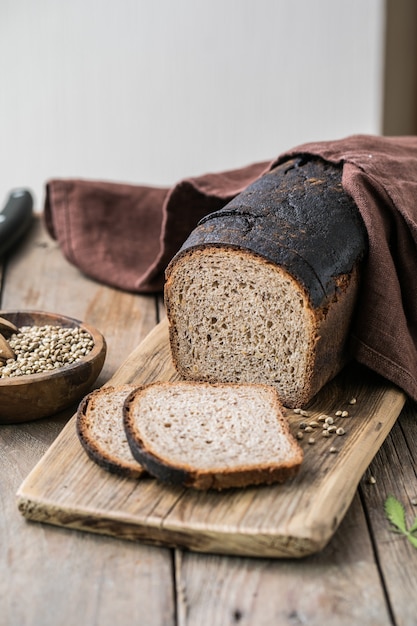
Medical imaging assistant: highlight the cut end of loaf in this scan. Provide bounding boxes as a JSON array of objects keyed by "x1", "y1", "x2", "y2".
[
  {"x1": 165, "y1": 247, "x2": 318, "y2": 408},
  {"x1": 123, "y1": 381, "x2": 303, "y2": 490}
]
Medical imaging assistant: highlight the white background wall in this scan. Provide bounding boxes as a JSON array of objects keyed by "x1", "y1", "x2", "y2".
[{"x1": 0, "y1": 0, "x2": 385, "y2": 211}]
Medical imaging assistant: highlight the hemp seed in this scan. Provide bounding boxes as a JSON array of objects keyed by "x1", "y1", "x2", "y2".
[{"x1": 0, "y1": 325, "x2": 94, "y2": 378}]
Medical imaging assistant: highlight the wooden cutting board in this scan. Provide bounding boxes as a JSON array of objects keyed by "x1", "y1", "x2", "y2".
[{"x1": 16, "y1": 318, "x2": 406, "y2": 558}]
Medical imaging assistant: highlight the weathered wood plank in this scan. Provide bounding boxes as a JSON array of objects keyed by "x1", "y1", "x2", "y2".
[
  {"x1": 158, "y1": 293, "x2": 167, "y2": 322},
  {"x1": 0, "y1": 218, "x2": 176, "y2": 626},
  {"x1": 360, "y1": 401, "x2": 417, "y2": 626},
  {"x1": 0, "y1": 421, "x2": 176, "y2": 626},
  {"x1": 175, "y1": 493, "x2": 391, "y2": 626}
]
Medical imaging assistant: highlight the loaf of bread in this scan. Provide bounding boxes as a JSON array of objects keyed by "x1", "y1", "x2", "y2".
[
  {"x1": 164, "y1": 157, "x2": 368, "y2": 408},
  {"x1": 123, "y1": 380, "x2": 303, "y2": 490},
  {"x1": 76, "y1": 384, "x2": 144, "y2": 478}
]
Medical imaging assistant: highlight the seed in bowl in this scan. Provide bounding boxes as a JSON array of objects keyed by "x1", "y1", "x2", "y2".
[{"x1": 0, "y1": 325, "x2": 94, "y2": 378}]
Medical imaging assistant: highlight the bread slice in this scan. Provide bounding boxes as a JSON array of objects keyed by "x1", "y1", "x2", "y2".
[
  {"x1": 164, "y1": 157, "x2": 367, "y2": 408},
  {"x1": 77, "y1": 384, "x2": 145, "y2": 478},
  {"x1": 123, "y1": 381, "x2": 303, "y2": 490}
]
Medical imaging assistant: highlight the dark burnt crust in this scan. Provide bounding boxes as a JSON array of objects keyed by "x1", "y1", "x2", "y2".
[
  {"x1": 166, "y1": 157, "x2": 368, "y2": 309},
  {"x1": 76, "y1": 386, "x2": 145, "y2": 479}
]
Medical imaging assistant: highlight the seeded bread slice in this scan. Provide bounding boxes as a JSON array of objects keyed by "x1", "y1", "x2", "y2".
[
  {"x1": 123, "y1": 381, "x2": 303, "y2": 490},
  {"x1": 77, "y1": 384, "x2": 145, "y2": 478}
]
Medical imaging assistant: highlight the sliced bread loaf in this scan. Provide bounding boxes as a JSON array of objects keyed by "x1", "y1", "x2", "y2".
[
  {"x1": 164, "y1": 157, "x2": 368, "y2": 408},
  {"x1": 123, "y1": 381, "x2": 303, "y2": 490},
  {"x1": 77, "y1": 384, "x2": 145, "y2": 478}
]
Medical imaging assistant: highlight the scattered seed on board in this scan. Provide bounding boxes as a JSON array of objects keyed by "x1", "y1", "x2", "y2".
[
  {"x1": 329, "y1": 446, "x2": 338, "y2": 454},
  {"x1": 296, "y1": 431, "x2": 304, "y2": 440},
  {"x1": 341, "y1": 410, "x2": 350, "y2": 418},
  {"x1": 325, "y1": 416, "x2": 334, "y2": 425},
  {"x1": 336, "y1": 427, "x2": 345, "y2": 436},
  {"x1": 0, "y1": 325, "x2": 94, "y2": 378},
  {"x1": 304, "y1": 426, "x2": 314, "y2": 433},
  {"x1": 349, "y1": 397, "x2": 357, "y2": 405},
  {"x1": 308, "y1": 437, "x2": 315, "y2": 445},
  {"x1": 335, "y1": 410, "x2": 343, "y2": 417},
  {"x1": 367, "y1": 476, "x2": 376, "y2": 484}
]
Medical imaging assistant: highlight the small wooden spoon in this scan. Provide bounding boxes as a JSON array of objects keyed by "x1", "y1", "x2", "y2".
[
  {"x1": 0, "y1": 333, "x2": 16, "y2": 361},
  {"x1": 0, "y1": 316, "x2": 18, "y2": 338}
]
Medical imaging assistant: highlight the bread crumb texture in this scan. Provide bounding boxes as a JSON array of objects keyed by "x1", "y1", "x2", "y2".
[
  {"x1": 166, "y1": 248, "x2": 316, "y2": 407},
  {"x1": 125, "y1": 382, "x2": 303, "y2": 471}
]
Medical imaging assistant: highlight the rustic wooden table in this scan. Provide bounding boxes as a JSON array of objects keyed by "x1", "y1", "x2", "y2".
[{"x1": 1, "y1": 217, "x2": 417, "y2": 626}]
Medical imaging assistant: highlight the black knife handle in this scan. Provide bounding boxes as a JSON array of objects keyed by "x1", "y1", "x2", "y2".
[{"x1": 0, "y1": 189, "x2": 34, "y2": 257}]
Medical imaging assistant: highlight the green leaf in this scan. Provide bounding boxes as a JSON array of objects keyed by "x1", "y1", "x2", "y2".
[
  {"x1": 385, "y1": 496, "x2": 407, "y2": 533},
  {"x1": 384, "y1": 496, "x2": 417, "y2": 550},
  {"x1": 407, "y1": 533, "x2": 417, "y2": 549}
]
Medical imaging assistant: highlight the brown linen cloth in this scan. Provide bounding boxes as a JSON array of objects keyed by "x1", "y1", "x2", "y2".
[
  {"x1": 44, "y1": 163, "x2": 270, "y2": 293},
  {"x1": 44, "y1": 134, "x2": 417, "y2": 402}
]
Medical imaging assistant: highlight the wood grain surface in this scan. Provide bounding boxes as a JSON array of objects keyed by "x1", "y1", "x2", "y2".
[
  {"x1": 17, "y1": 318, "x2": 406, "y2": 558},
  {"x1": 1, "y1": 219, "x2": 175, "y2": 626},
  {"x1": 3, "y1": 217, "x2": 417, "y2": 626}
]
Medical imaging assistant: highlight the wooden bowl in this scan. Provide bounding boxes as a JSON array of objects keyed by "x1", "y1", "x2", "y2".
[{"x1": 0, "y1": 310, "x2": 106, "y2": 424}]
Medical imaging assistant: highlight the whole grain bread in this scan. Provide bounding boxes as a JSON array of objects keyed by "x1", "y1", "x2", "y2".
[
  {"x1": 76, "y1": 384, "x2": 144, "y2": 478},
  {"x1": 123, "y1": 381, "x2": 303, "y2": 490},
  {"x1": 164, "y1": 157, "x2": 368, "y2": 408}
]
